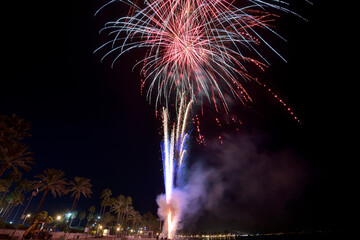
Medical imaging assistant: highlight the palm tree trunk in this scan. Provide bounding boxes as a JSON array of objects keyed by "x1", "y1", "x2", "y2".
[
  {"x1": 3, "y1": 204, "x2": 14, "y2": 222},
  {"x1": 11, "y1": 204, "x2": 22, "y2": 223},
  {"x1": 125, "y1": 208, "x2": 129, "y2": 233},
  {"x1": 0, "y1": 190, "x2": 8, "y2": 205},
  {"x1": 31, "y1": 189, "x2": 48, "y2": 225},
  {"x1": 71, "y1": 196, "x2": 78, "y2": 210},
  {"x1": 116, "y1": 212, "x2": 121, "y2": 237},
  {"x1": 78, "y1": 219, "x2": 82, "y2": 228},
  {"x1": 0, "y1": 179, "x2": 13, "y2": 205},
  {"x1": 103, "y1": 205, "x2": 107, "y2": 216},
  {"x1": 66, "y1": 195, "x2": 79, "y2": 233},
  {"x1": 99, "y1": 205, "x2": 104, "y2": 217},
  {"x1": 0, "y1": 192, "x2": 4, "y2": 201},
  {"x1": 12, "y1": 203, "x2": 22, "y2": 224},
  {"x1": 17, "y1": 193, "x2": 34, "y2": 225},
  {"x1": 120, "y1": 212, "x2": 126, "y2": 233},
  {"x1": 1, "y1": 202, "x2": 11, "y2": 217}
]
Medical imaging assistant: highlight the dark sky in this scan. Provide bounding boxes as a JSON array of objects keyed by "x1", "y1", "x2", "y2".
[{"x1": 1, "y1": 0, "x2": 347, "y2": 234}]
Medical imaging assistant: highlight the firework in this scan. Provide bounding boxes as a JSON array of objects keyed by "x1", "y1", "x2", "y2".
[
  {"x1": 96, "y1": 0, "x2": 307, "y2": 238},
  {"x1": 161, "y1": 94, "x2": 192, "y2": 238},
  {"x1": 96, "y1": 0, "x2": 303, "y2": 112}
]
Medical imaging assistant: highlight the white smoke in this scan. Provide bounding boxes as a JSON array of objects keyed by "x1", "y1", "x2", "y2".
[
  {"x1": 157, "y1": 132, "x2": 309, "y2": 233},
  {"x1": 156, "y1": 189, "x2": 187, "y2": 238}
]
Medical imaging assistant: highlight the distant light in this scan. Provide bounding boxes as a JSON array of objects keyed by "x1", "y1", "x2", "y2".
[
  {"x1": 27, "y1": 214, "x2": 31, "y2": 217},
  {"x1": 98, "y1": 216, "x2": 101, "y2": 219},
  {"x1": 103, "y1": 229, "x2": 109, "y2": 236},
  {"x1": 9, "y1": 222, "x2": 12, "y2": 224}
]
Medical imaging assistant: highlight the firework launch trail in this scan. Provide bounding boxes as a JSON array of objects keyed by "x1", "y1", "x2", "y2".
[{"x1": 159, "y1": 95, "x2": 192, "y2": 238}]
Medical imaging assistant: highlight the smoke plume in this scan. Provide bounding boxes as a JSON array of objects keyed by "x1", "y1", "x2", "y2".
[{"x1": 157, "y1": 131, "x2": 309, "y2": 233}]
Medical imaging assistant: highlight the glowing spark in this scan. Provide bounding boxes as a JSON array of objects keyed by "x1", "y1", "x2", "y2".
[
  {"x1": 96, "y1": 0, "x2": 303, "y2": 112},
  {"x1": 167, "y1": 210, "x2": 174, "y2": 239}
]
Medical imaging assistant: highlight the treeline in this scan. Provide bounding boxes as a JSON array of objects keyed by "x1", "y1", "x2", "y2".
[{"x1": 0, "y1": 114, "x2": 159, "y2": 235}]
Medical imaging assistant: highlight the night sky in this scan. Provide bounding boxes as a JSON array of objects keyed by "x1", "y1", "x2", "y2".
[{"x1": 1, "y1": 0, "x2": 346, "y2": 234}]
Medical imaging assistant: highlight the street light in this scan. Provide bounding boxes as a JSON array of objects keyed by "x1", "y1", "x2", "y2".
[
  {"x1": 22, "y1": 213, "x2": 31, "y2": 225},
  {"x1": 57, "y1": 215, "x2": 62, "y2": 221}
]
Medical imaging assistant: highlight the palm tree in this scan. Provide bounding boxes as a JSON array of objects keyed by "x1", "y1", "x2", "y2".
[
  {"x1": 6, "y1": 178, "x2": 34, "y2": 224},
  {"x1": 15, "y1": 179, "x2": 38, "y2": 224},
  {"x1": 0, "y1": 171, "x2": 22, "y2": 205},
  {"x1": 88, "y1": 205, "x2": 95, "y2": 215},
  {"x1": 0, "y1": 179, "x2": 11, "y2": 193},
  {"x1": 110, "y1": 194, "x2": 125, "y2": 234},
  {"x1": 0, "y1": 114, "x2": 31, "y2": 143},
  {"x1": 0, "y1": 114, "x2": 32, "y2": 176},
  {"x1": 68, "y1": 177, "x2": 92, "y2": 210},
  {"x1": 0, "y1": 141, "x2": 34, "y2": 176},
  {"x1": 100, "y1": 188, "x2": 112, "y2": 217},
  {"x1": 32, "y1": 169, "x2": 67, "y2": 224},
  {"x1": 2, "y1": 190, "x2": 24, "y2": 222},
  {"x1": 78, "y1": 211, "x2": 86, "y2": 228},
  {"x1": 142, "y1": 212, "x2": 159, "y2": 232},
  {"x1": 28, "y1": 211, "x2": 53, "y2": 225},
  {"x1": 17, "y1": 188, "x2": 38, "y2": 225},
  {"x1": 123, "y1": 196, "x2": 133, "y2": 231},
  {"x1": 129, "y1": 210, "x2": 142, "y2": 231},
  {"x1": 0, "y1": 179, "x2": 11, "y2": 203},
  {"x1": 70, "y1": 211, "x2": 78, "y2": 227},
  {"x1": 86, "y1": 205, "x2": 95, "y2": 226},
  {"x1": 100, "y1": 212, "x2": 115, "y2": 228},
  {"x1": 66, "y1": 177, "x2": 92, "y2": 232}
]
